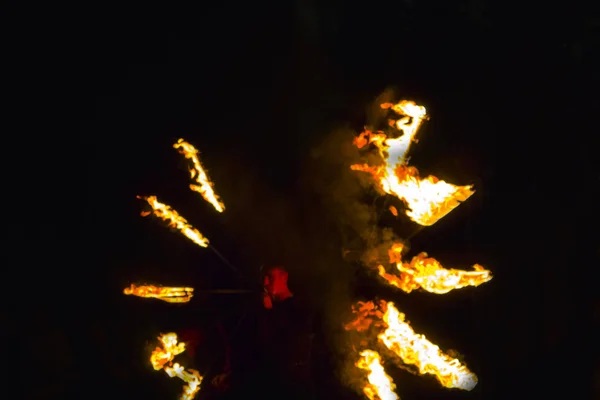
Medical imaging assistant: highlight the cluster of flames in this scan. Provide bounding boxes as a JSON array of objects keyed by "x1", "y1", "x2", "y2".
[
  {"x1": 347, "y1": 100, "x2": 492, "y2": 399},
  {"x1": 124, "y1": 139, "x2": 225, "y2": 399},
  {"x1": 135, "y1": 139, "x2": 225, "y2": 249},
  {"x1": 123, "y1": 99, "x2": 491, "y2": 400}
]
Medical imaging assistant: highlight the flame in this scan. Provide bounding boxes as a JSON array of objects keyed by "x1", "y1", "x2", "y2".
[
  {"x1": 351, "y1": 100, "x2": 474, "y2": 226},
  {"x1": 150, "y1": 333, "x2": 186, "y2": 371},
  {"x1": 123, "y1": 284, "x2": 194, "y2": 303},
  {"x1": 379, "y1": 302, "x2": 477, "y2": 391},
  {"x1": 150, "y1": 333, "x2": 204, "y2": 400},
  {"x1": 345, "y1": 301, "x2": 386, "y2": 332},
  {"x1": 138, "y1": 195, "x2": 209, "y2": 248},
  {"x1": 164, "y1": 363, "x2": 203, "y2": 400},
  {"x1": 357, "y1": 350, "x2": 399, "y2": 400},
  {"x1": 378, "y1": 243, "x2": 492, "y2": 294},
  {"x1": 173, "y1": 138, "x2": 225, "y2": 213},
  {"x1": 346, "y1": 302, "x2": 478, "y2": 392},
  {"x1": 380, "y1": 101, "x2": 427, "y2": 165}
]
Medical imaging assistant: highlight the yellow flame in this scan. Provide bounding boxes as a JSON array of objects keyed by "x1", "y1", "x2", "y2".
[
  {"x1": 150, "y1": 333, "x2": 203, "y2": 400},
  {"x1": 357, "y1": 350, "x2": 399, "y2": 400},
  {"x1": 138, "y1": 195, "x2": 209, "y2": 248},
  {"x1": 380, "y1": 100, "x2": 427, "y2": 165},
  {"x1": 351, "y1": 100, "x2": 474, "y2": 226},
  {"x1": 150, "y1": 333, "x2": 186, "y2": 371},
  {"x1": 345, "y1": 301, "x2": 386, "y2": 333},
  {"x1": 164, "y1": 363, "x2": 204, "y2": 400},
  {"x1": 378, "y1": 243, "x2": 492, "y2": 294},
  {"x1": 379, "y1": 302, "x2": 477, "y2": 391},
  {"x1": 123, "y1": 284, "x2": 194, "y2": 303},
  {"x1": 173, "y1": 138, "x2": 225, "y2": 213}
]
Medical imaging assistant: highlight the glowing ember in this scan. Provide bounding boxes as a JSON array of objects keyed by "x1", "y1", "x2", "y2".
[
  {"x1": 123, "y1": 284, "x2": 194, "y2": 303},
  {"x1": 138, "y1": 195, "x2": 209, "y2": 248},
  {"x1": 345, "y1": 301, "x2": 386, "y2": 332},
  {"x1": 351, "y1": 100, "x2": 475, "y2": 226},
  {"x1": 357, "y1": 350, "x2": 399, "y2": 400},
  {"x1": 378, "y1": 243, "x2": 492, "y2": 294},
  {"x1": 380, "y1": 302, "x2": 477, "y2": 391},
  {"x1": 173, "y1": 138, "x2": 225, "y2": 213},
  {"x1": 150, "y1": 333, "x2": 203, "y2": 400}
]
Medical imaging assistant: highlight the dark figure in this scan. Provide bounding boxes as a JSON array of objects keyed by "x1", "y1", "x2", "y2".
[{"x1": 246, "y1": 266, "x2": 317, "y2": 399}]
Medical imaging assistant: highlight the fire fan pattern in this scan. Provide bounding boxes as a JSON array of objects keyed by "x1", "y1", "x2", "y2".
[{"x1": 123, "y1": 99, "x2": 492, "y2": 400}]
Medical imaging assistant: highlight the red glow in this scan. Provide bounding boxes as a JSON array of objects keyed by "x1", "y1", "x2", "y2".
[{"x1": 263, "y1": 266, "x2": 293, "y2": 308}]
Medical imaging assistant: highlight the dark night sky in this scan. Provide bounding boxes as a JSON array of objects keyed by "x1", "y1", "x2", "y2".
[{"x1": 8, "y1": 1, "x2": 599, "y2": 399}]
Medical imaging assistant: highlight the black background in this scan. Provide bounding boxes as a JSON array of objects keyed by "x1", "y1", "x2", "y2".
[{"x1": 8, "y1": 1, "x2": 599, "y2": 399}]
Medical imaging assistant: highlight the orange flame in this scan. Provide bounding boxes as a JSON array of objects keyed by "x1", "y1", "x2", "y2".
[
  {"x1": 150, "y1": 333, "x2": 203, "y2": 400},
  {"x1": 150, "y1": 333, "x2": 186, "y2": 371},
  {"x1": 357, "y1": 350, "x2": 399, "y2": 400},
  {"x1": 138, "y1": 195, "x2": 209, "y2": 248},
  {"x1": 378, "y1": 243, "x2": 492, "y2": 294},
  {"x1": 380, "y1": 302, "x2": 477, "y2": 390},
  {"x1": 351, "y1": 100, "x2": 474, "y2": 226},
  {"x1": 346, "y1": 98, "x2": 489, "y2": 399},
  {"x1": 346, "y1": 301, "x2": 478, "y2": 392},
  {"x1": 345, "y1": 301, "x2": 386, "y2": 332},
  {"x1": 164, "y1": 363, "x2": 203, "y2": 400},
  {"x1": 173, "y1": 138, "x2": 225, "y2": 213},
  {"x1": 123, "y1": 284, "x2": 194, "y2": 303}
]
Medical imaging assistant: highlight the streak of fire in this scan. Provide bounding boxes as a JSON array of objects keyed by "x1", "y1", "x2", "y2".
[
  {"x1": 344, "y1": 99, "x2": 492, "y2": 399},
  {"x1": 126, "y1": 138, "x2": 242, "y2": 400}
]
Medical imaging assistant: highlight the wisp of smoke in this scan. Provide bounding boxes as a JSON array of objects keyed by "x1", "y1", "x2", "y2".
[{"x1": 213, "y1": 88, "x2": 409, "y2": 394}]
